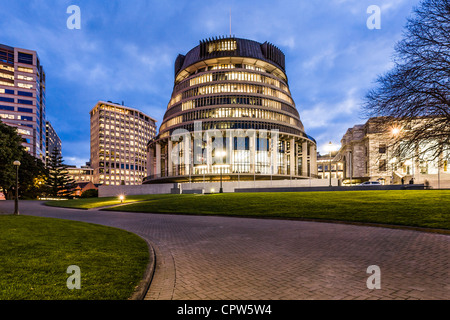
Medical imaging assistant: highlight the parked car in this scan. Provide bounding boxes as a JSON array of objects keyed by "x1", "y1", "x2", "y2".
[{"x1": 358, "y1": 181, "x2": 382, "y2": 186}]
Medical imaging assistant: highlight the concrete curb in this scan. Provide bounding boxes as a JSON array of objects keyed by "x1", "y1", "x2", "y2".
[{"x1": 129, "y1": 237, "x2": 157, "y2": 300}]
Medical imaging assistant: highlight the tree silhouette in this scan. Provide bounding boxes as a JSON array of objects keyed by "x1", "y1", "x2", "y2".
[
  {"x1": 0, "y1": 121, "x2": 47, "y2": 199},
  {"x1": 46, "y1": 147, "x2": 75, "y2": 198},
  {"x1": 364, "y1": 0, "x2": 450, "y2": 162}
]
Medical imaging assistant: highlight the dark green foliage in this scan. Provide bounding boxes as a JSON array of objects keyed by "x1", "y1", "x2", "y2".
[
  {"x1": 46, "y1": 147, "x2": 75, "y2": 198},
  {"x1": 80, "y1": 188, "x2": 98, "y2": 198},
  {"x1": 0, "y1": 121, "x2": 47, "y2": 199}
]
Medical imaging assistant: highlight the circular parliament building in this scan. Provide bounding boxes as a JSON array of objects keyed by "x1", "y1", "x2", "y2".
[{"x1": 145, "y1": 37, "x2": 317, "y2": 184}]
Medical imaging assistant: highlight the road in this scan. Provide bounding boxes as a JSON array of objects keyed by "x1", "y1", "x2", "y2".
[{"x1": 0, "y1": 200, "x2": 448, "y2": 300}]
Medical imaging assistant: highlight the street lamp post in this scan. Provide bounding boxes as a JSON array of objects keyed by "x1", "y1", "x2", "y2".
[
  {"x1": 327, "y1": 142, "x2": 333, "y2": 187},
  {"x1": 13, "y1": 160, "x2": 21, "y2": 215},
  {"x1": 220, "y1": 167, "x2": 223, "y2": 193},
  {"x1": 215, "y1": 150, "x2": 227, "y2": 193}
]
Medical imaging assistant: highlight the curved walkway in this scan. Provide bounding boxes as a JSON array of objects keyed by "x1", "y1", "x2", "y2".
[{"x1": 0, "y1": 200, "x2": 448, "y2": 300}]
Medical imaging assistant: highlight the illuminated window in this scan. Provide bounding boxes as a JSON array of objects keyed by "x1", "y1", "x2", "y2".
[
  {"x1": 17, "y1": 74, "x2": 34, "y2": 81},
  {"x1": 0, "y1": 72, "x2": 14, "y2": 80},
  {"x1": 207, "y1": 40, "x2": 237, "y2": 53},
  {"x1": 0, "y1": 64, "x2": 14, "y2": 72},
  {"x1": 0, "y1": 113, "x2": 14, "y2": 119},
  {"x1": 18, "y1": 83, "x2": 33, "y2": 89},
  {"x1": 0, "y1": 80, "x2": 14, "y2": 86},
  {"x1": 17, "y1": 66, "x2": 33, "y2": 73}
]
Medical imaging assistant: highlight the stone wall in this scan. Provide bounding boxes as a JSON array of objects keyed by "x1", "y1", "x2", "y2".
[{"x1": 98, "y1": 178, "x2": 338, "y2": 197}]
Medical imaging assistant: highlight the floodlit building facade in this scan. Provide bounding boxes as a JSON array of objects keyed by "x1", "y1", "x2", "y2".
[
  {"x1": 337, "y1": 117, "x2": 450, "y2": 187},
  {"x1": 45, "y1": 121, "x2": 61, "y2": 165},
  {"x1": 0, "y1": 44, "x2": 47, "y2": 161},
  {"x1": 90, "y1": 101, "x2": 157, "y2": 185},
  {"x1": 145, "y1": 36, "x2": 317, "y2": 184},
  {"x1": 66, "y1": 164, "x2": 94, "y2": 183},
  {"x1": 317, "y1": 152, "x2": 344, "y2": 181}
]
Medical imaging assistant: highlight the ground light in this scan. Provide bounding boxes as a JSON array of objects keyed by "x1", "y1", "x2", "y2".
[{"x1": 119, "y1": 195, "x2": 125, "y2": 203}]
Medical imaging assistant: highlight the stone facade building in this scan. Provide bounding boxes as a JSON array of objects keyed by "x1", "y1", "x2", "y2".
[{"x1": 337, "y1": 117, "x2": 450, "y2": 188}]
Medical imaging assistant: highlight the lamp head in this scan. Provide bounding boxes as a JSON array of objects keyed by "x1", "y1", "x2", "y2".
[{"x1": 391, "y1": 126, "x2": 401, "y2": 136}]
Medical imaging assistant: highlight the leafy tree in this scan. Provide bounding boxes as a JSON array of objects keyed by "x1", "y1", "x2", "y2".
[
  {"x1": 0, "y1": 121, "x2": 48, "y2": 199},
  {"x1": 46, "y1": 146, "x2": 75, "y2": 198},
  {"x1": 18, "y1": 151, "x2": 48, "y2": 199},
  {"x1": 363, "y1": 0, "x2": 450, "y2": 161},
  {"x1": 0, "y1": 122, "x2": 24, "y2": 199}
]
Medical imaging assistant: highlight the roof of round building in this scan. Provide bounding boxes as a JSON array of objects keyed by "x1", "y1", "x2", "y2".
[{"x1": 174, "y1": 37, "x2": 286, "y2": 78}]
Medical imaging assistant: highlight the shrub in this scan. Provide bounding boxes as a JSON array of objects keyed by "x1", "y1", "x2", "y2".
[{"x1": 80, "y1": 189, "x2": 98, "y2": 198}]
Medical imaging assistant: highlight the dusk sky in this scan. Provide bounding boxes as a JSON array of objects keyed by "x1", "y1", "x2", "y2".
[{"x1": 1, "y1": 0, "x2": 422, "y2": 167}]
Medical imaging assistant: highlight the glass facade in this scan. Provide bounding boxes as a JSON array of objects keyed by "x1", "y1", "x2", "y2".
[
  {"x1": 0, "y1": 44, "x2": 46, "y2": 161},
  {"x1": 145, "y1": 37, "x2": 317, "y2": 184}
]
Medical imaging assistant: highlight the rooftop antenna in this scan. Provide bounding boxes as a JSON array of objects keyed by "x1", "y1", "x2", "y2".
[{"x1": 229, "y1": 8, "x2": 232, "y2": 37}]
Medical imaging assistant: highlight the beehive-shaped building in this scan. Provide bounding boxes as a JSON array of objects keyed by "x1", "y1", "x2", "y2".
[{"x1": 145, "y1": 37, "x2": 317, "y2": 184}]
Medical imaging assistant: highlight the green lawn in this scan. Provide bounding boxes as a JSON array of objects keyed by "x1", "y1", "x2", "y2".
[
  {"x1": 44, "y1": 190, "x2": 450, "y2": 230},
  {"x1": 44, "y1": 194, "x2": 167, "y2": 209},
  {"x1": 68, "y1": 190, "x2": 450, "y2": 230},
  {"x1": 0, "y1": 215, "x2": 149, "y2": 300}
]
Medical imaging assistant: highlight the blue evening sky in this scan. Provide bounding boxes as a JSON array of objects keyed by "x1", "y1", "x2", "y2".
[{"x1": 1, "y1": 0, "x2": 421, "y2": 167}]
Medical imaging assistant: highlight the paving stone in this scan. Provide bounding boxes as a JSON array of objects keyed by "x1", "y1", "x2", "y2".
[{"x1": 2, "y1": 200, "x2": 448, "y2": 300}]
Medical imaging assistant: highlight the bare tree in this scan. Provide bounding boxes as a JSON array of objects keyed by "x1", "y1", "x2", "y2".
[{"x1": 364, "y1": 0, "x2": 450, "y2": 162}]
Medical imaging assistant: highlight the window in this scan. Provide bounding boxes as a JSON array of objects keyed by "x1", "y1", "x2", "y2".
[
  {"x1": 0, "y1": 80, "x2": 14, "y2": 87},
  {"x1": 0, "y1": 88, "x2": 13, "y2": 94},
  {"x1": 18, "y1": 107, "x2": 33, "y2": 113},
  {"x1": 0, "y1": 72, "x2": 14, "y2": 81},
  {"x1": 17, "y1": 66, "x2": 33, "y2": 73},
  {"x1": 18, "y1": 83, "x2": 33, "y2": 89},
  {"x1": 18, "y1": 52, "x2": 33, "y2": 65},
  {"x1": 0, "y1": 50, "x2": 14, "y2": 64},
  {"x1": 17, "y1": 74, "x2": 33, "y2": 81},
  {"x1": 0, "y1": 113, "x2": 14, "y2": 119},
  {"x1": 0, "y1": 97, "x2": 14, "y2": 103},
  {"x1": 17, "y1": 115, "x2": 33, "y2": 121},
  {"x1": 0, "y1": 105, "x2": 14, "y2": 111},
  {"x1": 379, "y1": 144, "x2": 386, "y2": 154},
  {"x1": 379, "y1": 160, "x2": 386, "y2": 172},
  {"x1": 18, "y1": 91, "x2": 33, "y2": 97},
  {"x1": 18, "y1": 99, "x2": 33, "y2": 105},
  {"x1": 234, "y1": 137, "x2": 249, "y2": 150},
  {"x1": 0, "y1": 64, "x2": 14, "y2": 72}
]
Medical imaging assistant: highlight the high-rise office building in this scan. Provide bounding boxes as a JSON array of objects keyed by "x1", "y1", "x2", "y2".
[
  {"x1": 90, "y1": 101, "x2": 157, "y2": 185},
  {"x1": 45, "y1": 120, "x2": 62, "y2": 165},
  {"x1": 145, "y1": 36, "x2": 317, "y2": 184},
  {"x1": 0, "y1": 44, "x2": 46, "y2": 161}
]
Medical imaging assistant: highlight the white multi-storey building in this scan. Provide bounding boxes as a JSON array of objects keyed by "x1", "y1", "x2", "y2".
[{"x1": 90, "y1": 101, "x2": 157, "y2": 185}]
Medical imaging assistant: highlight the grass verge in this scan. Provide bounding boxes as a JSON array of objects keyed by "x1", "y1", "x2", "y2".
[
  {"x1": 45, "y1": 190, "x2": 450, "y2": 230},
  {"x1": 0, "y1": 215, "x2": 149, "y2": 300},
  {"x1": 44, "y1": 194, "x2": 167, "y2": 209}
]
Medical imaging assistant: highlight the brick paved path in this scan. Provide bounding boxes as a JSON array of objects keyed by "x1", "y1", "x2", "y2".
[{"x1": 1, "y1": 201, "x2": 448, "y2": 300}]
